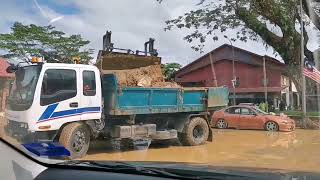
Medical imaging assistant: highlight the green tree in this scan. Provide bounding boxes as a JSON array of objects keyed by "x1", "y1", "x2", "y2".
[
  {"x1": 162, "y1": 63, "x2": 182, "y2": 80},
  {"x1": 0, "y1": 22, "x2": 93, "y2": 64},
  {"x1": 158, "y1": 0, "x2": 320, "y2": 93}
]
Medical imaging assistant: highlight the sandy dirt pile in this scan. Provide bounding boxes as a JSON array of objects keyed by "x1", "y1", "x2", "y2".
[
  {"x1": 99, "y1": 53, "x2": 181, "y2": 88},
  {"x1": 104, "y1": 64, "x2": 181, "y2": 88},
  {"x1": 151, "y1": 81, "x2": 181, "y2": 88}
]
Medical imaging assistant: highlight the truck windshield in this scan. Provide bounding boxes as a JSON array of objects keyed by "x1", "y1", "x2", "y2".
[{"x1": 7, "y1": 65, "x2": 42, "y2": 111}]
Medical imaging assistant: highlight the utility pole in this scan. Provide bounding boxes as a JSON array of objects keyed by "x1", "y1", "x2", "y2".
[
  {"x1": 224, "y1": 36, "x2": 236, "y2": 105},
  {"x1": 232, "y1": 44, "x2": 236, "y2": 106},
  {"x1": 263, "y1": 56, "x2": 268, "y2": 112},
  {"x1": 316, "y1": 51, "x2": 320, "y2": 118},
  {"x1": 300, "y1": 0, "x2": 307, "y2": 128},
  {"x1": 209, "y1": 53, "x2": 218, "y2": 87}
]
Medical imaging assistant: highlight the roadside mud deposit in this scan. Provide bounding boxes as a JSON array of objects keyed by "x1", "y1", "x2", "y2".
[{"x1": 83, "y1": 129, "x2": 320, "y2": 173}]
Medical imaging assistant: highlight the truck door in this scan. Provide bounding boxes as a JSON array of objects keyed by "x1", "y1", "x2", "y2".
[
  {"x1": 39, "y1": 68, "x2": 81, "y2": 127},
  {"x1": 79, "y1": 69, "x2": 101, "y2": 121}
]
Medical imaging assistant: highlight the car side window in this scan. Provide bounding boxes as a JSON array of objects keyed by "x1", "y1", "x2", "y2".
[
  {"x1": 241, "y1": 108, "x2": 253, "y2": 115},
  {"x1": 227, "y1": 107, "x2": 241, "y2": 114},
  {"x1": 83, "y1": 71, "x2": 96, "y2": 96},
  {"x1": 41, "y1": 69, "x2": 77, "y2": 106}
]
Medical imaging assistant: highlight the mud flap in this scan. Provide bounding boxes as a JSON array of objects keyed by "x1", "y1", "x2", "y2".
[{"x1": 207, "y1": 128, "x2": 213, "y2": 142}]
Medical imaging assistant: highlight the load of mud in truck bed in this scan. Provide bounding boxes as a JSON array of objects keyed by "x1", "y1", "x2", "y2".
[
  {"x1": 97, "y1": 53, "x2": 180, "y2": 88},
  {"x1": 96, "y1": 31, "x2": 180, "y2": 88}
]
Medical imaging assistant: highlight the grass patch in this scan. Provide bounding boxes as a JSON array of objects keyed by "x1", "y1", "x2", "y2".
[{"x1": 274, "y1": 111, "x2": 320, "y2": 117}]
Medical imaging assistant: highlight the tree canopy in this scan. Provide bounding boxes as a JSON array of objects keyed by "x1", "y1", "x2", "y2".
[
  {"x1": 162, "y1": 62, "x2": 182, "y2": 80},
  {"x1": 0, "y1": 22, "x2": 93, "y2": 64},
  {"x1": 158, "y1": 0, "x2": 320, "y2": 92}
]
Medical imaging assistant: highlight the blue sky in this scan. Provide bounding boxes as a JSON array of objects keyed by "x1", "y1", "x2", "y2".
[
  {"x1": 1, "y1": 0, "x2": 319, "y2": 65},
  {"x1": 37, "y1": 0, "x2": 80, "y2": 15}
]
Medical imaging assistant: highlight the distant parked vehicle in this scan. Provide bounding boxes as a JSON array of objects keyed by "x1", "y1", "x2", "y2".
[{"x1": 212, "y1": 105, "x2": 295, "y2": 132}]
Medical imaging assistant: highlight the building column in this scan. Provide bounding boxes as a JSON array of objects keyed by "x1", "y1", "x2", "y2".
[
  {"x1": 273, "y1": 96, "x2": 278, "y2": 109},
  {"x1": 289, "y1": 79, "x2": 294, "y2": 110},
  {"x1": 296, "y1": 93, "x2": 300, "y2": 109},
  {"x1": 286, "y1": 93, "x2": 290, "y2": 110}
]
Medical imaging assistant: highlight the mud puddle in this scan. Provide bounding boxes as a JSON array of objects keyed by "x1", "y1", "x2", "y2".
[{"x1": 82, "y1": 129, "x2": 320, "y2": 173}]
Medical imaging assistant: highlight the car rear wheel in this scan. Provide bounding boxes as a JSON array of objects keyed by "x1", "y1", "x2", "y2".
[
  {"x1": 216, "y1": 119, "x2": 228, "y2": 129},
  {"x1": 265, "y1": 121, "x2": 279, "y2": 132}
]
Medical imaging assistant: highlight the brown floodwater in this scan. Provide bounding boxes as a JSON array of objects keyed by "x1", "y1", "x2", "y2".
[{"x1": 83, "y1": 129, "x2": 320, "y2": 173}]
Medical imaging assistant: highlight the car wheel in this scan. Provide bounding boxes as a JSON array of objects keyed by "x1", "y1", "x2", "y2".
[
  {"x1": 216, "y1": 119, "x2": 228, "y2": 129},
  {"x1": 265, "y1": 121, "x2": 279, "y2": 132}
]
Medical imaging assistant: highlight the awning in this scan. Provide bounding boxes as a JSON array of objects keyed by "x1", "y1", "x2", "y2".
[{"x1": 234, "y1": 87, "x2": 286, "y2": 93}]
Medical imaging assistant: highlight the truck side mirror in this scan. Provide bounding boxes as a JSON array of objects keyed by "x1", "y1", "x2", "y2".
[{"x1": 6, "y1": 65, "x2": 17, "y2": 73}]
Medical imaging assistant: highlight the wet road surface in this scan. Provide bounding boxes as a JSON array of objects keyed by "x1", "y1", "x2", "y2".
[{"x1": 83, "y1": 129, "x2": 320, "y2": 173}]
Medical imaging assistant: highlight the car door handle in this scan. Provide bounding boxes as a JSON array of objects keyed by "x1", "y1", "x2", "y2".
[{"x1": 69, "y1": 102, "x2": 78, "y2": 108}]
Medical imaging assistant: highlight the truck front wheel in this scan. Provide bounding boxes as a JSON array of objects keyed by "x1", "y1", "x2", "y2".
[
  {"x1": 179, "y1": 117, "x2": 209, "y2": 146},
  {"x1": 59, "y1": 122, "x2": 90, "y2": 159}
]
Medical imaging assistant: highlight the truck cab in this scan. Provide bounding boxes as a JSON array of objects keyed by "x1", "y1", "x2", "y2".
[{"x1": 6, "y1": 63, "x2": 102, "y2": 142}]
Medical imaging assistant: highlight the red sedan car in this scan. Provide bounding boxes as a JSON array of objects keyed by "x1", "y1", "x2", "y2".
[{"x1": 212, "y1": 105, "x2": 295, "y2": 132}]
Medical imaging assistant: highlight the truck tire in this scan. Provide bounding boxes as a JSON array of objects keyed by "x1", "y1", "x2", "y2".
[
  {"x1": 179, "y1": 117, "x2": 209, "y2": 146},
  {"x1": 59, "y1": 122, "x2": 90, "y2": 159}
]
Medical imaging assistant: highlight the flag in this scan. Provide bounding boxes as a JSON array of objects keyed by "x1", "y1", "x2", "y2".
[{"x1": 303, "y1": 61, "x2": 320, "y2": 84}]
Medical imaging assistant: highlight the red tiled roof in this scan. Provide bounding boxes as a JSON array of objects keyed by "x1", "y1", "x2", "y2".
[
  {"x1": 0, "y1": 57, "x2": 15, "y2": 78},
  {"x1": 176, "y1": 44, "x2": 285, "y2": 77}
]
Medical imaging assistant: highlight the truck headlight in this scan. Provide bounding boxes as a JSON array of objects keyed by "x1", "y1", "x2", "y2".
[{"x1": 19, "y1": 123, "x2": 28, "y2": 128}]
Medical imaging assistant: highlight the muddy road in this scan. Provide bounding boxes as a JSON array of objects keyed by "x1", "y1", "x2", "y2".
[{"x1": 83, "y1": 129, "x2": 320, "y2": 173}]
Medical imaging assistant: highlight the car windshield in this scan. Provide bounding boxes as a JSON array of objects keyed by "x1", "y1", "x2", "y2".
[
  {"x1": 254, "y1": 107, "x2": 268, "y2": 115},
  {"x1": 2, "y1": 0, "x2": 320, "y2": 178}
]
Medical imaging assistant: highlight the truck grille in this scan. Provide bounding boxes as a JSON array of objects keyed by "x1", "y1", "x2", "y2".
[{"x1": 7, "y1": 120, "x2": 29, "y2": 138}]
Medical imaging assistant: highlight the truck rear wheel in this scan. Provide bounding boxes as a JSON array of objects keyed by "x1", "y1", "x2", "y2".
[
  {"x1": 179, "y1": 117, "x2": 209, "y2": 146},
  {"x1": 59, "y1": 122, "x2": 90, "y2": 159}
]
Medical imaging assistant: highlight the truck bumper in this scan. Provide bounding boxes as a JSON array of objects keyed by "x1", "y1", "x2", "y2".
[{"x1": 5, "y1": 120, "x2": 57, "y2": 143}]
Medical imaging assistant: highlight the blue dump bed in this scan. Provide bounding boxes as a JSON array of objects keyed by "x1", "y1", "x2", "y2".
[{"x1": 102, "y1": 74, "x2": 229, "y2": 116}]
